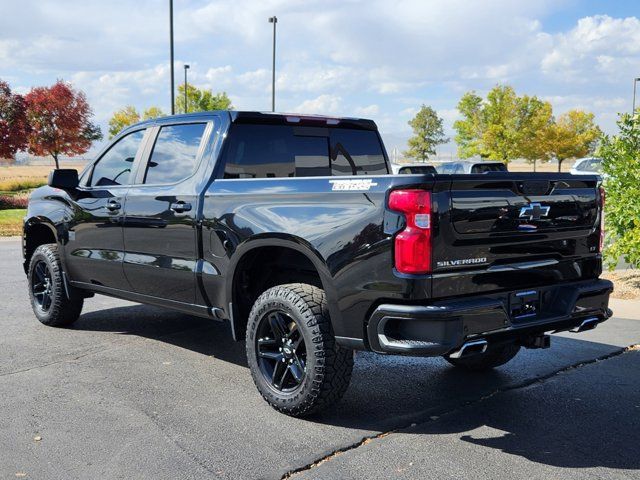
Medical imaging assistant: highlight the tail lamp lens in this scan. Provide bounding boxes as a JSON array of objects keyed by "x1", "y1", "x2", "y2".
[{"x1": 388, "y1": 189, "x2": 432, "y2": 274}]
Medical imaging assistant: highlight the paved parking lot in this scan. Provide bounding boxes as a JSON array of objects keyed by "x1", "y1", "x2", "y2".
[{"x1": 1, "y1": 238, "x2": 639, "y2": 479}]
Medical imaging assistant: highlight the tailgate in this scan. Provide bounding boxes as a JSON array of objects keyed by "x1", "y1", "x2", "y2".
[{"x1": 430, "y1": 173, "x2": 603, "y2": 298}]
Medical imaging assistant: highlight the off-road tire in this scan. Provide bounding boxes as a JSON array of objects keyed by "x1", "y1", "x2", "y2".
[
  {"x1": 246, "y1": 283, "x2": 353, "y2": 417},
  {"x1": 445, "y1": 342, "x2": 520, "y2": 371},
  {"x1": 28, "y1": 243, "x2": 84, "y2": 327}
]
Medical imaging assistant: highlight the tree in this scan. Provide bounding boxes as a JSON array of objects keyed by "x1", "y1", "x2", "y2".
[
  {"x1": 544, "y1": 110, "x2": 601, "y2": 172},
  {"x1": 598, "y1": 113, "x2": 640, "y2": 269},
  {"x1": 142, "y1": 106, "x2": 164, "y2": 120},
  {"x1": 108, "y1": 105, "x2": 165, "y2": 138},
  {"x1": 515, "y1": 96, "x2": 554, "y2": 171},
  {"x1": 453, "y1": 92, "x2": 484, "y2": 158},
  {"x1": 0, "y1": 80, "x2": 30, "y2": 161},
  {"x1": 25, "y1": 80, "x2": 102, "y2": 169},
  {"x1": 454, "y1": 86, "x2": 523, "y2": 162},
  {"x1": 108, "y1": 105, "x2": 140, "y2": 138},
  {"x1": 175, "y1": 84, "x2": 233, "y2": 113},
  {"x1": 404, "y1": 105, "x2": 448, "y2": 161},
  {"x1": 478, "y1": 85, "x2": 520, "y2": 161}
]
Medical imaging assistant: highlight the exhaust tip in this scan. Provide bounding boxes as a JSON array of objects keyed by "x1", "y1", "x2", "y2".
[
  {"x1": 571, "y1": 317, "x2": 600, "y2": 333},
  {"x1": 449, "y1": 339, "x2": 488, "y2": 359}
]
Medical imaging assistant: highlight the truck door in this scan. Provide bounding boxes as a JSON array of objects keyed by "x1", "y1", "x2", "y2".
[
  {"x1": 122, "y1": 121, "x2": 211, "y2": 304},
  {"x1": 65, "y1": 128, "x2": 148, "y2": 289}
]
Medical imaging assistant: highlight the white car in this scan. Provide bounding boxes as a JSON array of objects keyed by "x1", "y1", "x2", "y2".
[{"x1": 571, "y1": 157, "x2": 603, "y2": 176}]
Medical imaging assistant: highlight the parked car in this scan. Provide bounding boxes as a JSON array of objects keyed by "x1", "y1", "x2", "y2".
[
  {"x1": 23, "y1": 111, "x2": 611, "y2": 417},
  {"x1": 391, "y1": 163, "x2": 437, "y2": 175},
  {"x1": 437, "y1": 160, "x2": 507, "y2": 174},
  {"x1": 571, "y1": 157, "x2": 603, "y2": 176}
]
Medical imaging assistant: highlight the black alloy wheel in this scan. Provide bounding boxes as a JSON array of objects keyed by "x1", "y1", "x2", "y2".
[
  {"x1": 255, "y1": 310, "x2": 307, "y2": 392},
  {"x1": 31, "y1": 260, "x2": 53, "y2": 312}
]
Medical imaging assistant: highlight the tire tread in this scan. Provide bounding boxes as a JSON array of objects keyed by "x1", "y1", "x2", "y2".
[
  {"x1": 28, "y1": 243, "x2": 83, "y2": 327},
  {"x1": 246, "y1": 283, "x2": 353, "y2": 417}
]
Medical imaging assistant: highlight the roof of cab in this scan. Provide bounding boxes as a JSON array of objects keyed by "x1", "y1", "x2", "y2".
[{"x1": 127, "y1": 110, "x2": 378, "y2": 131}]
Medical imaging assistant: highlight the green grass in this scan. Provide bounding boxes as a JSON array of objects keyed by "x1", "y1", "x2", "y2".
[
  {"x1": 0, "y1": 178, "x2": 46, "y2": 192},
  {"x1": 0, "y1": 209, "x2": 25, "y2": 236}
]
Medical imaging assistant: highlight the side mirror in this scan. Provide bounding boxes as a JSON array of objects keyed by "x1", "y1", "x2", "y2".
[{"x1": 48, "y1": 169, "x2": 79, "y2": 190}]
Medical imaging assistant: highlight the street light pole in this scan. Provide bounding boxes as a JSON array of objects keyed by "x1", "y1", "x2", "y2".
[
  {"x1": 268, "y1": 16, "x2": 278, "y2": 112},
  {"x1": 170, "y1": 0, "x2": 175, "y2": 115},
  {"x1": 633, "y1": 77, "x2": 640, "y2": 114},
  {"x1": 184, "y1": 64, "x2": 190, "y2": 113}
]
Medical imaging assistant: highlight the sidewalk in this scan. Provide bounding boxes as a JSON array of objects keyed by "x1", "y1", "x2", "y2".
[{"x1": 609, "y1": 298, "x2": 640, "y2": 320}]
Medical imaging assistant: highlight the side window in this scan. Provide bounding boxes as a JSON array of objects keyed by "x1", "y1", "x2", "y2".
[
  {"x1": 330, "y1": 129, "x2": 388, "y2": 176},
  {"x1": 90, "y1": 130, "x2": 145, "y2": 186},
  {"x1": 143, "y1": 123, "x2": 207, "y2": 184},
  {"x1": 222, "y1": 124, "x2": 330, "y2": 179}
]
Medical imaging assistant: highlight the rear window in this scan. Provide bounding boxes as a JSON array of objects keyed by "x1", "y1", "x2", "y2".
[
  {"x1": 221, "y1": 124, "x2": 387, "y2": 179},
  {"x1": 471, "y1": 163, "x2": 507, "y2": 173}
]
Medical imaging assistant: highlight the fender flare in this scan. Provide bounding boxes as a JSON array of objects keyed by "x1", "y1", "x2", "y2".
[
  {"x1": 225, "y1": 234, "x2": 342, "y2": 340},
  {"x1": 22, "y1": 217, "x2": 61, "y2": 272}
]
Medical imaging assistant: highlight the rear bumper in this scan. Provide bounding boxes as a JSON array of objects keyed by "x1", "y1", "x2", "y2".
[{"x1": 366, "y1": 278, "x2": 613, "y2": 356}]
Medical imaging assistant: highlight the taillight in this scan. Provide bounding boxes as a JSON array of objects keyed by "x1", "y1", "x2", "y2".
[
  {"x1": 388, "y1": 189, "x2": 432, "y2": 274},
  {"x1": 599, "y1": 186, "x2": 605, "y2": 253}
]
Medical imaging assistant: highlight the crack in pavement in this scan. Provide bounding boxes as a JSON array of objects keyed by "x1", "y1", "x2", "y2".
[
  {"x1": 137, "y1": 408, "x2": 223, "y2": 477},
  {"x1": 281, "y1": 343, "x2": 640, "y2": 479},
  {"x1": 0, "y1": 345, "x2": 122, "y2": 378}
]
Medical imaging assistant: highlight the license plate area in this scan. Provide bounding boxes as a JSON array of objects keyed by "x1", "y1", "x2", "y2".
[{"x1": 510, "y1": 289, "x2": 540, "y2": 322}]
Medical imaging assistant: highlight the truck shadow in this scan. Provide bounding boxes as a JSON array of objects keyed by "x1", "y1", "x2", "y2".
[
  {"x1": 73, "y1": 304, "x2": 248, "y2": 368},
  {"x1": 72, "y1": 304, "x2": 639, "y2": 471}
]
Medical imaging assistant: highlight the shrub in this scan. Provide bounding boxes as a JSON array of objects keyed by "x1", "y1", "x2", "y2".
[
  {"x1": 0, "y1": 193, "x2": 28, "y2": 209},
  {"x1": 598, "y1": 113, "x2": 640, "y2": 269}
]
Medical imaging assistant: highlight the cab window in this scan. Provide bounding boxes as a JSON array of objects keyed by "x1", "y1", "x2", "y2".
[
  {"x1": 89, "y1": 130, "x2": 145, "y2": 187},
  {"x1": 143, "y1": 123, "x2": 207, "y2": 184}
]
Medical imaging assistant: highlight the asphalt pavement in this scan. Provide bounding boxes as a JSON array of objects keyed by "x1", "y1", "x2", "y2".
[{"x1": 1, "y1": 238, "x2": 638, "y2": 480}]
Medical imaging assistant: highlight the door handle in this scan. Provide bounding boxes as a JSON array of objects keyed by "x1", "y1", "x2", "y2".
[
  {"x1": 170, "y1": 202, "x2": 192, "y2": 213},
  {"x1": 106, "y1": 199, "x2": 121, "y2": 211}
]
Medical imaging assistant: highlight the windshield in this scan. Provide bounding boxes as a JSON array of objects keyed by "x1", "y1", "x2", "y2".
[{"x1": 575, "y1": 159, "x2": 602, "y2": 172}]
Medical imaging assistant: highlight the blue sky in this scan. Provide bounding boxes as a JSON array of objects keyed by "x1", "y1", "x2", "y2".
[{"x1": 1, "y1": 0, "x2": 639, "y2": 156}]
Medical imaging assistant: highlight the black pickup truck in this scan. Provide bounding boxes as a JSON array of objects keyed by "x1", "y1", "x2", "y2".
[{"x1": 23, "y1": 111, "x2": 612, "y2": 417}]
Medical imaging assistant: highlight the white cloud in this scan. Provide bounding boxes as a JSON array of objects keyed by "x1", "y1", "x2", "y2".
[
  {"x1": 355, "y1": 104, "x2": 379, "y2": 116},
  {"x1": 541, "y1": 15, "x2": 640, "y2": 82},
  {"x1": 295, "y1": 94, "x2": 343, "y2": 115}
]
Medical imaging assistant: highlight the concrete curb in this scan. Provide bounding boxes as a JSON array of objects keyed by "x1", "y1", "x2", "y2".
[{"x1": 609, "y1": 298, "x2": 640, "y2": 321}]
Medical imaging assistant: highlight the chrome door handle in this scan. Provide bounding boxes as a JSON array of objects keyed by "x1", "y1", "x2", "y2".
[
  {"x1": 170, "y1": 202, "x2": 192, "y2": 213},
  {"x1": 106, "y1": 200, "x2": 121, "y2": 211}
]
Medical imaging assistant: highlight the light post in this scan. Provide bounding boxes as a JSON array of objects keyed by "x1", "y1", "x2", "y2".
[
  {"x1": 633, "y1": 77, "x2": 640, "y2": 114},
  {"x1": 184, "y1": 64, "x2": 190, "y2": 113},
  {"x1": 170, "y1": 0, "x2": 175, "y2": 115},
  {"x1": 268, "y1": 16, "x2": 277, "y2": 112}
]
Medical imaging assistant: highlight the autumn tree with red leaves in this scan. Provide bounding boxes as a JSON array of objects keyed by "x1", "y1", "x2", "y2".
[
  {"x1": 0, "y1": 80, "x2": 30, "y2": 162},
  {"x1": 25, "y1": 80, "x2": 102, "y2": 168}
]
